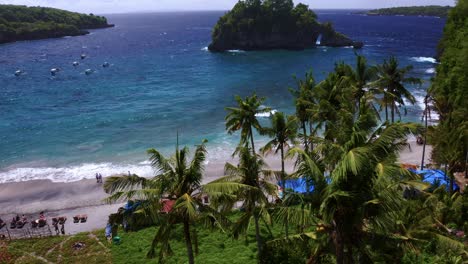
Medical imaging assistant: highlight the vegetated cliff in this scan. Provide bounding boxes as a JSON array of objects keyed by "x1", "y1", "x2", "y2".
[
  {"x1": 0, "y1": 5, "x2": 114, "y2": 44},
  {"x1": 360, "y1": 5, "x2": 452, "y2": 17},
  {"x1": 208, "y1": 0, "x2": 363, "y2": 52}
]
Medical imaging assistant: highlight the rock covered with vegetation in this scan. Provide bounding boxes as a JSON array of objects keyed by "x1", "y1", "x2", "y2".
[
  {"x1": 208, "y1": 0, "x2": 363, "y2": 52},
  {"x1": 360, "y1": 5, "x2": 452, "y2": 17},
  {"x1": 0, "y1": 5, "x2": 114, "y2": 44}
]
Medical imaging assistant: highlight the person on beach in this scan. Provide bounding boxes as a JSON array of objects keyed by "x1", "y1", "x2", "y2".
[
  {"x1": 96, "y1": 173, "x2": 99, "y2": 183},
  {"x1": 99, "y1": 173, "x2": 103, "y2": 183}
]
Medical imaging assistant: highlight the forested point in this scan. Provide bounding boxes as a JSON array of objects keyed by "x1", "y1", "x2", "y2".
[
  {"x1": 0, "y1": 5, "x2": 113, "y2": 44},
  {"x1": 360, "y1": 5, "x2": 452, "y2": 17}
]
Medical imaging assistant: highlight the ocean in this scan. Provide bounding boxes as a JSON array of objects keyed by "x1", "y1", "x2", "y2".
[{"x1": 0, "y1": 10, "x2": 445, "y2": 183}]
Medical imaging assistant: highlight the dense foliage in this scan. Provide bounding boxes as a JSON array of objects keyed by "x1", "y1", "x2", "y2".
[
  {"x1": 103, "y1": 53, "x2": 467, "y2": 263},
  {"x1": 209, "y1": 0, "x2": 358, "y2": 51},
  {"x1": 363, "y1": 5, "x2": 452, "y2": 17},
  {"x1": 0, "y1": 4, "x2": 112, "y2": 43},
  {"x1": 429, "y1": 0, "x2": 468, "y2": 181}
]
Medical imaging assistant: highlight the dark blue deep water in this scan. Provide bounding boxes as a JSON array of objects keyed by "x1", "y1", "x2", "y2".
[{"x1": 0, "y1": 11, "x2": 445, "y2": 182}]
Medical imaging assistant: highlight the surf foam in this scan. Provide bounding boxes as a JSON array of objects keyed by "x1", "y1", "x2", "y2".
[
  {"x1": 0, "y1": 162, "x2": 154, "y2": 184},
  {"x1": 411, "y1": 57, "x2": 437, "y2": 63}
]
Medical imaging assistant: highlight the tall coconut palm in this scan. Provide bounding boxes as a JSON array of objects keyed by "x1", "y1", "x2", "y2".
[
  {"x1": 290, "y1": 71, "x2": 316, "y2": 153},
  {"x1": 205, "y1": 147, "x2": 277, "y2": 260},
  {"x1": 373, "y1": 56, "x2": 421, "y2": 123},
  {"x1": 225, "y1": 93, "x2": 270, "y2": 155},
  {"x1": 261, "y1": 111, "x2": 298, "y2": 190},
  {"x1": 340, "y1": 55, "x2": 378, "y2": 112},
  {"x1": 104, "y1": 139, "x2": 214, "y2": 264}
]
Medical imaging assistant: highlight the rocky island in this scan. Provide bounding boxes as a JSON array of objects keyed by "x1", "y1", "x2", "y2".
[
  {"x1": 0, "y1": 5, "x2": 114, "y2": 44},
  {"x1": 359, "y1": 5, "x2": 452, "y2": 17},
  {"x1": 208, "y1": 0, "x2": 363, "y2": 52}
]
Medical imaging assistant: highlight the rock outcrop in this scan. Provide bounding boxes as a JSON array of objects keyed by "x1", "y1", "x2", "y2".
[{"x1": 208, "y1": 1, "x2": 363, "y2": 52}]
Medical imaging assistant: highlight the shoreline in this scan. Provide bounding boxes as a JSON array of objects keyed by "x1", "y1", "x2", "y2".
[{"x1": 0, "y1": 140, "x2": 429, "y2": 234}]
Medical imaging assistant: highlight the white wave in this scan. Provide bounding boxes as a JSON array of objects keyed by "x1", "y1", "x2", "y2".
[
  {"x1": 255, "y1": 109, "x2": 278, "y2": 118},
  {"x1": 201, "y1": 46, "x2": 208, "y2": 51},
  {"x1": 0, "y1": 162, "x2": 154, "y2": 184},
  {"x1": 425, "y1": 68, "x2": 436, "y2": 74},
  {"x1": 411, "y1": 57, "x2": 437, "y2": 63},
  {"x1": 227, "y1": 49, "x2": 245, "y2": 53}
]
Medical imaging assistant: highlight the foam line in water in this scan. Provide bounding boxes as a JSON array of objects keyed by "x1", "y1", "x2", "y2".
[
  {"x1": 411, "y1": 57, "x2": 437, "y2": 63},
  {"x1": 0, "y1": 162, "x2": 154, "y2": 184},
  {"x1": 425, "y1": 68, "x2": 435, "y2": 74}
]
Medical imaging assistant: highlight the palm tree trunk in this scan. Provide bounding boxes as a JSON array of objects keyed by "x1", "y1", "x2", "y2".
[
  {"x1": 309, "y1": 121, "x2": 314, "y2": 151},
  {"x1": 254, "y1": 213, "x2": 263, "y2": 260},
  {"x1": 250, "y1": 127, "x2": 256, "y2": 156},
  {"x1": 280, "y1": 144, "x2": 289, "y2": 238},
  {"x1": 385, "y1": 100, "x2": 388, "y2": 122},
  {"x1": 391, "y1": 102, "x2": 395, "y2": 123},
  {"x1": 334, "y1": 230, "x2": 344, "y2": 264},
  {"x1": 421, "y1": 99, "x2": 428, "y2": 170},
  {"x1": 302, "y1": 122, "x2": 309, "y2": 153},
  {"x1": 183, "y1": 219, "x2": 195, "y2": 264},
  {"x1": 280, "y1": 145, "x2": 285, "y2": 190}
]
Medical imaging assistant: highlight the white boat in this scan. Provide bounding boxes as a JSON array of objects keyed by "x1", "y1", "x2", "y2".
[{"x1": 50, "y1": 68, "x2": 61, "y2": 76}]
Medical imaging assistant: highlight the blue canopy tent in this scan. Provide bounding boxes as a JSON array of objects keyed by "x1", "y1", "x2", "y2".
[
  {"x1": 283, "y1": 178, "x2": 315, "y2": 194},
  {"x1": 409, "y1": 169, "x2": 459, "y2": 190}
]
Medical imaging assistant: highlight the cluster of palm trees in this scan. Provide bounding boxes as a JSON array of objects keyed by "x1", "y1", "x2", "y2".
[{"x1": 104, "y1": 55, "x2": 466, "y2": 264}]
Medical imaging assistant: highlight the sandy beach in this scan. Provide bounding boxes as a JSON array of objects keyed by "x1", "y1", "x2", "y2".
[{"x1": 0, "y1": 141, "x2": 428, "y2": 235}]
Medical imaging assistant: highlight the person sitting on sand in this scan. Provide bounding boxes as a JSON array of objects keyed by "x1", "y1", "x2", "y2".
[{"x1": 0, "y1": 217, "x2": 5, "y2": 229}]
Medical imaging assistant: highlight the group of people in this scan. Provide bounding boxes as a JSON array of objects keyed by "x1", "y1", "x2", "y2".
[
  {"x1": 10, "y1": 214, "x2": 28, "y2": 228},
  {"x1": 95, "y1": 173, "x2": 103, "y2": 183}
]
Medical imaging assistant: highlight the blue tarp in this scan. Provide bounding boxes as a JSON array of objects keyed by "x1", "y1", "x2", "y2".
[
  {"x1": 409, "y1": 169, "x2": 459, "y2": 190},
  {"x1": 283, "y1": 178, "x2": 315, "y2": 194}
]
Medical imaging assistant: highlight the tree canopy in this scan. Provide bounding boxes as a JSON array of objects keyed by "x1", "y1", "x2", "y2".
[{"x1": 0, "y1": 4, "x2": 112, "y2": 43}]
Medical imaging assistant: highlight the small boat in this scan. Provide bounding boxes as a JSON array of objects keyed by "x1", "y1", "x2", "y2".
[
  {"x1": 14, "y1": 70, "x2": 24, "y2": 76},
  {"x1": 50, "y1": 68, "x2": 61, "y2": 76},
  {"x1": 102, "y1": 62, "x2": 110, "y2": 68},
  {"x1": 73, "y1": 61, "x2": 79, "y2": 67},
  {"x1": 81, "y1": 54, "x2": 87, "y2": 60},
  {"x1": 85, "y1": 69, "x2": 94, "y2": 75}
]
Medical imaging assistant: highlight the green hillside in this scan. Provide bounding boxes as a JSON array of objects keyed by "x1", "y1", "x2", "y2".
[{"x1": 0, "y1": 5, "x2": 113, "y2": 44}]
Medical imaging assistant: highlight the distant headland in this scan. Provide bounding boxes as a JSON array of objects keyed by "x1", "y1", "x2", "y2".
[
  {"x1": 208, "y1": 0, "x2": 363, "y2": 52},
  {"x1": 357, "y1": 5, "x2": 452, "y2": 18},
  {"x1": 0, "y1": 5, "x2": 114, "y2": 44}
]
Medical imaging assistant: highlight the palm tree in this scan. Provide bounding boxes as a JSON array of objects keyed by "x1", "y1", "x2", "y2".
[
  {"x1": 205, "y1": 147, "x2": 277, "y2": 260},
  {"x1": 225, "y1": 93, "x2": 270, "y2": 155},
  {"x1": 290, "y1": 71, "x2": 316, "y2": 153},
  {"x1": 261, "y1": 111, "x2": 298, "y2": 190},
  {"x1": 270, "y1": 104, "x2": 424, "y2": 263},
  {"x1": 341, "y1": 55, "x2": 378, "y2": 111},
  {"x1": 104, "y1": 139, "x2": 213, "y2": 264},
  {"x1": 373, "y1": 56, "x2": 421, "y2": 123}
]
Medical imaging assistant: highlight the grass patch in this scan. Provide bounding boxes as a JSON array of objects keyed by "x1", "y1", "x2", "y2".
[{"x1": 4, "y1": 231, "x2": 111, "y2": 264}]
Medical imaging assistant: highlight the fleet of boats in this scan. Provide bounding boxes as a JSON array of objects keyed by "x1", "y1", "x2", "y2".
[{"x1": 14, "y1": 54, "x2": 111, "y2": 77}]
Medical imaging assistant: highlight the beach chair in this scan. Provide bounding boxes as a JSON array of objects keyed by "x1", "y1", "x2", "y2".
[
  {"x1": 58, "y1": 216, "x2": 67, "y2": 225},
  {"x1": 38, "y1": 219, "x2": 47, "y2": 228},
  {"x1": 10, "y1": 222, "x2": 16, "y2": 229},
  {"x1": 16, "y1": 221, "x2": 26, "y2": 229},
  {"x1": 73, "y1": 215, "x2": 80, "y2": 223},
  {"x1": 80, "y1": 215, "x2": 88, "y2": 223}
]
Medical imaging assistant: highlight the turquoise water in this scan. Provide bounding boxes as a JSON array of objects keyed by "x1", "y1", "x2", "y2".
[{"x1": 0, "y1": 11, "x2": 444, "y2": 182}]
